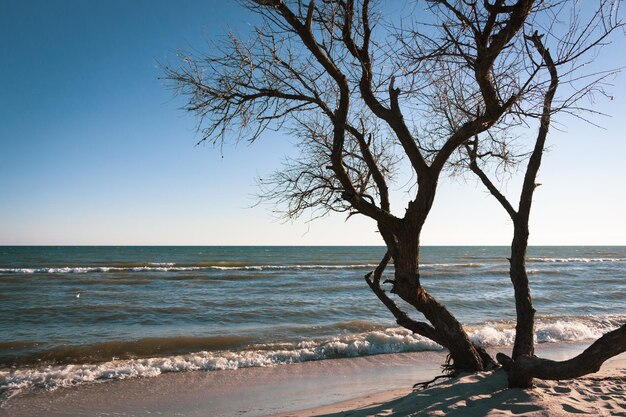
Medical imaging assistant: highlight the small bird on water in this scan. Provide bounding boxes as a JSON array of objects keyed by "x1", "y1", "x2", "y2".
[{"x1": 76, "y1": 292, "x2": 80, "y2": 298}]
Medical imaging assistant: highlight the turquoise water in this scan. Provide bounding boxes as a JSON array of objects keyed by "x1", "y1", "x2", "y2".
[{"x1": 0, "y1": 246, "x2": 624, "y2": 394}]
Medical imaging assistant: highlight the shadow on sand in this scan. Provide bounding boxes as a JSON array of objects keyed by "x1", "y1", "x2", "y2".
[{"x1": 314, "y1": 370, "x2": 543, "y2": 417}]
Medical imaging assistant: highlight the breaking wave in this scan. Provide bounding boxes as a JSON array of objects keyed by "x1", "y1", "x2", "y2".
[
  {"x1": 0, "y1": 264, "x2": 382, "y2": 274},
  {"x1": 528, "y1": 257, "x2": 625, "y2": 263},
  {"x1": 8, "y1": 258, "x2": 622, "y2": 275},
  {"x1": 1, "y1": 314, "x2": 622, "y2": 397},
  {"x1": 0, "y1": 262, "x2": 494, "y2": 275}
]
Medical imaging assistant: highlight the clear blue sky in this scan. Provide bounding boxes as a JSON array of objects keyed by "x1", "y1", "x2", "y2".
[{"x1": 1, "y1": 1, "x2": 625, "y2": 245}]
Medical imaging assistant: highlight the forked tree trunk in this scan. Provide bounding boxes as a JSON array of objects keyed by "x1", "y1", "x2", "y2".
[
  {"x1": 392, "y1": 238, "x2": 485, "y2": 371},
  {"x1": 376, "y1": 180, "x2": 489, "y2": 373}
]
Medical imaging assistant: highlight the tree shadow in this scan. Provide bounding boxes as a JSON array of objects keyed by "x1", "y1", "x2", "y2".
[{"x1": 315, "y1": 370, "x2": 543, "y2": 417}]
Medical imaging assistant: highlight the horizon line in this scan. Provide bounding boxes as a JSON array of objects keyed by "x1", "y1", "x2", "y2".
[{"x1": 1, "y1": 244, "x2": 625, "y2": 247}]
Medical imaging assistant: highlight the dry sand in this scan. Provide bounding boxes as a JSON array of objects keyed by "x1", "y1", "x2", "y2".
[
  {"x1": 274, "y1": 361, "x2": 626, "y2": 416},
  {"x1": 1, "y1": 345, "x2": 624, "y2": 417}
]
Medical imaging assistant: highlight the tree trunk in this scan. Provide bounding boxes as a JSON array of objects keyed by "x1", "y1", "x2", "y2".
[
  {"x1": 508, "y1": 219, "x2": 536, "y2": 386},
  {"x1": 391, "y1": 223, "x2": 486, "y2": 372},
  {"x1": 372, "y1": 178, "x2": 489, "y2": 372},
  {"x1": 510, "y1": 222, "x2": 535, "y2": 359}
]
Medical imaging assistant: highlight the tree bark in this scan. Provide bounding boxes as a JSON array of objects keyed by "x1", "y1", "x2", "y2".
[
  {"x1": 509, "y1": 220, "x2": 535, "y2": 360},
  {"x1": 470, "y1": 31, "x2": 560, "y2": 387},
  {"x1": 383, "y1": 181, "x2": 487, "y2": 372},
  {"x1": 506, "y1": 31, "x2": 559, "y2": 387}
]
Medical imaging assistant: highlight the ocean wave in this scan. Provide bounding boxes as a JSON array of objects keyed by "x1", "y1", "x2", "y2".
[
  {"x1": 209, "y1": 264, "x2": 379, "y2": 271},
  {"x1": 467, "y1": 315, "x2": 622, "y2": 347},
  {"x1": 0, "y1": 266, "x2": 201, "y2": 274},
  {"x1": 0, "y1": 335, "x2": 253, "y2": 368},
  {"x1": 420, "y1": 263, "x2": 483, "y2": 268},
  {"x1": 1, "y1": 315, "x2": 623, "y2": 396},
  {"x1": 528, "y1": 257, "x2": 625, "y2": 263},
  {"x1": 0, "y1": 328, "x2": 440, "y2": 396},
  {"x1": 0, "y1": 264, "x2": 381, "y2": 274},
  {"x1": 3, "y1": 258, "x2": 621, "y2": 274},
  {"x1": 526, "y1": 269, "x2": 578, "y2": 276},
  {"x1": 0, "y1": 262, "x2": 500, "y2": 275}
]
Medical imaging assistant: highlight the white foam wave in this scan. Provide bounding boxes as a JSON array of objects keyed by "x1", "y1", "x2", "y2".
[
  {"x1": 209, "y1": 264, "x2": 379, "y2": 271},
  {"x1": 534, "y1": 319, "x2": 608, "y2": 343},
  {"x1": 467, "y1": 316, "x2": 620, "y2": 347},
  {"x1": 0, "y1": 266, "x2": 202, "y2": 274},
  {"x1": 1, "y1": 316, "x2": 622, "y2": 396},
  {"x1": 528, "y1": 257, "x2": 625, "y2": 263},
  {"x1": 469, "y1": 326, "x2": 516, "y2": 347},
  {"x1": 0, "y1": 263, "x2": 492, "y2": 274},
  {"x1": 0, "y1": 264, "x2": 380, "y2": 274},
  {"x1": 0, "y1": 328, "x2": 439, "y2": 394},
  {"x1": 420, "y1": 263, "x2": 483, "y2": 269},
  {"x1": 3, "y1": 258, "x2": 623, "y2": 275}
]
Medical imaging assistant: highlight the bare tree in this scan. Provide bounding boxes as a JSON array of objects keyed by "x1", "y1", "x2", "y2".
[
  {"x1": 463, "y1": 1, "x2": 623, "y2": 387},
  {"x1": 164, "y1": 0, "x2": 621, "y2": 375}
]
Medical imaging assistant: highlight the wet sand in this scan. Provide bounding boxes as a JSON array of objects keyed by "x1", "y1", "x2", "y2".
[{"x1": 1, "y1": 352, "x2": 446, "y2": 417}]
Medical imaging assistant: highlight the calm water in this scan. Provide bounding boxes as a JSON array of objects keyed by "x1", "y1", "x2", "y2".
[{"x1": 0, "y1": 246, "x2": 625, "y2": 394}]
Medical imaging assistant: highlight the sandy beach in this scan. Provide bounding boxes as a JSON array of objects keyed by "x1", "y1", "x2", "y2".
[
  {"x1": 274, "y1": 362, "x2": 626, "y2": 417},
  {"x1": 3, "y1": 0, "x2": 626, "y2": 414},
  {"x1": 2, "y1": 343, "x2": 624, "y2": 417},
  {"x1": 275, "y1": 347, "x2": 626, "y2": 417}
]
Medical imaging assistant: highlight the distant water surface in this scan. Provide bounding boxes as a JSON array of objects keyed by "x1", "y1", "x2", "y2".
[{"x1": 0, "y1": 246, "x2": 624, "y2": 394}]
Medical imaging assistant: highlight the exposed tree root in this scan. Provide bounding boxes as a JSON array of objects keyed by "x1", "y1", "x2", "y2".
[
  {"x1": 497, "y1": 322, "x2": 626, "y2": 388},
  {"x1": 413, "y1": 373, "x2": 457, "y2": 391}
]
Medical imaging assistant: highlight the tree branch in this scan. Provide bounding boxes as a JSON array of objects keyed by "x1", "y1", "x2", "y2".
[
  {"x1": 364, "y1": 252, "x2": 446, "y2": 346},
  {"x1": 341, "y1": 0, "x2": 430, "y2": 177},
  {"x1": 466, "y1": 138, "x2": 518, "y2": 220}
]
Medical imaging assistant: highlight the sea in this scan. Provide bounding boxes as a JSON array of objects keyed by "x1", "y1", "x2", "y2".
[{"x1": 0, "y1": 246, "x2": 624, "y2": 398}]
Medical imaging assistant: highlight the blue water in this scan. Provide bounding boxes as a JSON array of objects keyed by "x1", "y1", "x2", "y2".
[{"x1": 0, "y1": 246, "x2": 624, "y2": 393}]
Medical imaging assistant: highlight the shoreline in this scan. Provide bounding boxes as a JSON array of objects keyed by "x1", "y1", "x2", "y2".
[
  {"x1": 1, "y1": 351, "x2": 447, "y2": 417},
  {"x1": 2, "y1": 341, "x2": 624, "y2": 417}
]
